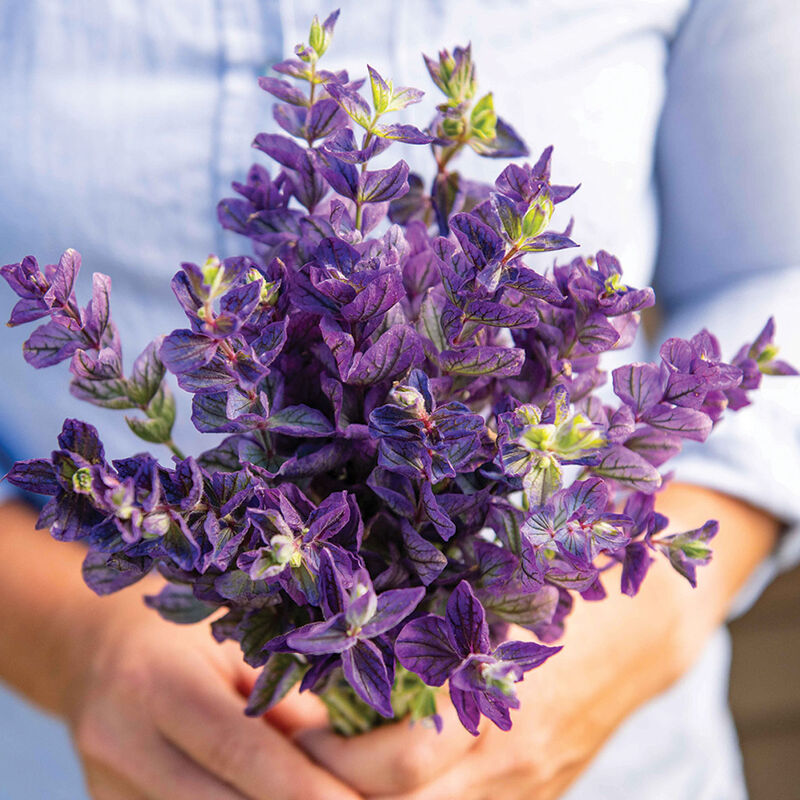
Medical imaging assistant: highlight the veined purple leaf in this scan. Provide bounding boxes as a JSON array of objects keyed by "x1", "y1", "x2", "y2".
[
  {"x1": 160, "y1": 330, "x2": 217, "y2": 374},
  {"x1": 420, "y1": 481, "x2": 456, "y2": 540},
  {"x1": 82, "y1": 272, "x2": 112, "y2": 344},
  {"x1": 520, "y1": 231, "x2": 579, "y2": 253},
  {"x1": 612, "y1": 363, "x2": 664, "y2": 416},
  {"x1": 450, "y1": 213, "x2": 505, "y2": 269},
  {"x1": 493, "y1": 640, "x2": 561, "y2": 670},
  {"x1": 641, "y1": 404, "x2": 712, "y2": 442},
  {"x1": 439, "y1": 346, "x2": 524, "y2": 377},
  {"x1": 578, "y1": 313, "x2": 620, "y2": 353},
  {"x1": 481, "y1": 585, "x2": 559, "y2": 629},
  {"x1": 624, "y1": 427, "x2": 682, "y2": 467},
  {"x1": 396, "y1": 615, "x2": 461, "y2": 687},
  {"x1": 48, "y1": 248, "x2": 80, "y2": 306},
  {"x1": 342, "y1": 639, "x2": 394, "y2": 718},
  {"x1": 5, "y1": 458, "x2": 60, "y2": 495},
  {"x1": 82, "y1": 551, "x2": 151, "y2": 596},
  {"x1": 341, "y1": 271, "x2": 404, "y2": 322},
  {"x1": 287, "y1": 614, "x2": 353, "y2": 655},
  {"x1": 446, "y1": 581, "x2": 490, "y2": 658},
  {"x1": 593, "y1": 445, "x2": 662, "y2": 493},
  {"x1": 144, "y1": 583, "x2": 217, "y2": 624},
  {"x1": 463, "y1": 299, "x2": 538, "y2": 329},
  {"x1": 23, "y1": 320, "x2": 81, "y2": 368},
  {"x1": 307, "y1": 99, "x2": 347, "y2": 141},
  {"x1": 468, "y1": 116, "x2": 528, "y2": 159},
  {"x1": 621, "y1": 541, "x2": 653, "y2": 596},
  {"x1": 345, "y1": 325, "x2": 422, "y2": 386},
  {"x1": 245, "y1": 653, "x2": 309, "y2": 717},
  {"x1": 361, "y1": 587, "x2": 425, "y2": 637},
  {"x1": 314, "y1": 152, "x2": 359, "y2": 200},
  {"x1": 503, "y1": 266, "x2": 563, "y2": 303},
  {"x1": 374, "y1": 123, "x2": 433, "y2": 144},
  {"x1": 245, "y1": 653, "x2": 308, "y2": 717},
  {"x1": 358, "y1": 161, "x2": 410, "y2": 204},
  {"x1": 265, "y1": 405, "x2": 334, "y2": 437},
  {"x1": 399, "y1": 523, "x2": 447, "y2": 585},
  {"x1": 325, "y1": 83, "x2": 372, "y2": 129}
]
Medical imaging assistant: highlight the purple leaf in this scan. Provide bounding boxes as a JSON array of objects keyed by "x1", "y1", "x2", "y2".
[
  {"x1": 612, "y1": 364, "x2": 664, "y2": 416},
  {"x1": 265, "y1": 405, "x2": 334, "y2": 437},
  {"x1": 374, "y1": 123, "x2": 433, "y2": 144},
  {"x1": 450, "y1": 213, "x2": 505, "y2": 269},
  {"x1": 399, "y1": 522, "x2": 447, "y2": 584},
  {"x1": 621, "y1": 541, "x2": 653, "y2": 596},
  {"x1": 468, "y1": 116, "x2": 528, "y2": 159},
  {"x1": 144, "y1": 583, "x2": 216, "y2": 624},
  {"x1": 245, "y1": 653, "x2": 308, "y2": 716},
  {"x1": 258, "y1": 76, "x2": 308, "y2": 106},
  {"x1": 82, "y1": 551, "x2": 151, "y2": 596},
  {"x1": 361, "y1": 587, "x2": 425, "y2": 637},
  {"x1": 359, "y1": 161, "x2": 410, "y2": 203},
  {"x1": 446, "y1": 581, "x2": 490, "y2": 658},
  {"x1": 49, "y1": 248, "x2": 80, "y2": 306},
  {"x1": 449, "y1": 684, "x2": 482, "y2": 735},
  {"x1": 396, "y1": 615, "x2": 461, "y2": 687},
  {"x1": 160, "y1": 330, "x2": 217, "y2": 374},
  {"x1": 23, "y1": 320, "x2": 82, "y2": 368},
  {"x1": 593, "y1": 445, "x2": 662, "y2": 493},
  {"x1": 493, "y1": 640, "x2": 561, "y2": 671},
  {"x1": 253, "y1": 132, "x2": 305, "y2": 170},
  {"x1": 286, "y1": 614, "x2": 353, "y2": 655},
  {"x1": 439, "y1": 346, "x2": 524, "y2": 377},
  {"x1": 5, "y1": 458, "x2": 60, "y2": 495},
  {"x1": 342, "y1": 639, "x2": 394, "y2": 717},
  {"x1": 641, "y1": 404, "x2": 712, "y2": 442}
]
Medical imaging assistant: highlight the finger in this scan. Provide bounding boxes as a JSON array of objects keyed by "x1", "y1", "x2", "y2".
[
  {"x1": 296, "y1": 701, "x2": 478, "y2": 796},
  {"x1": 153, "y1": 663, "x2": 363, "y2": 800},
  {"x1": 119, "y1": 732, "x2": 254, "y2": 800},
  {"x1": 263, "y1": 687, "x2": 329, "y2": 736}
]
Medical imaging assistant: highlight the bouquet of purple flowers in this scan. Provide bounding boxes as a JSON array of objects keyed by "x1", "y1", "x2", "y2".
[{"x1": 2, "y1": 10, "x2": 795, "y2": 736}]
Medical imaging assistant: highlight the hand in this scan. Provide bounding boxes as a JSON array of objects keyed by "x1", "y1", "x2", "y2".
[
  {"x1": 63, "y1": 596, "x2": 363, "y2": 800},
  {"x1": 294, "y1": 483, "x2": 780, "y2": 800}
]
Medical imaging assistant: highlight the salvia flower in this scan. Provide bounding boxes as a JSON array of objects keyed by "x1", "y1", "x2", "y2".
[{"x1": 1, "y1": 8, "x2": 795, "y2": 736}]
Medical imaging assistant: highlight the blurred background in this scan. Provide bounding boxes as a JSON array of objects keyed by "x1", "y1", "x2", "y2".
[{"x1": 729, "y1": 562, "x2": 800, "y2": 799}]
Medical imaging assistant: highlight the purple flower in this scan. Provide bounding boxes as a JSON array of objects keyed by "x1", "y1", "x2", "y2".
[
  {"x1": 396, "y1": 582, "x2": 560, "y2": 734},
  {"x1": 369, "y1": 369, "x2": 485, "y2": 485},
  {"x1": 286, "y1": 551, "x2": 424, "y2": 717}
]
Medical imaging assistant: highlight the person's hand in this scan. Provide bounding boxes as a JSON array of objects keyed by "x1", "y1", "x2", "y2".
[
  {"x1": 62, "y1": 593, "x2": 363, "y2": 800},
  {"x1": 294, "y1": 483, "x2": 780, "y2": 800}
]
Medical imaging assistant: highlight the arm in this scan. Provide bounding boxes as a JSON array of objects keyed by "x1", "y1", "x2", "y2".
[
  {"x1": 290, "y1": 482, "x2": 778, "y2": 799},
  {"x1": 0, "y1": 499, "x2": 361, "y2": 800}
]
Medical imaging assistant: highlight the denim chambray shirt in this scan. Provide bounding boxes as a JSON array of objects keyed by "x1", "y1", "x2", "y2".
[{"x1": 1, "y1": 1, "x2": 799, "y2": 798}]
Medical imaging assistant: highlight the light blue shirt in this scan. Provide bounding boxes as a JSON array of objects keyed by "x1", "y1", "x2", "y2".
[{"x1": 1, "y1": 1, "x2": 799, "y2": 797}]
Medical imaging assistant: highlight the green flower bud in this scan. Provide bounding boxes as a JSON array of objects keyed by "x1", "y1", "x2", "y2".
[
  {"x1": 201, "y1": 255, "x2": 225, "y2": 298},
  {"x1": 522, "y1": 194, "x2": 554, "y2": 239},
  {"x1": 72, "y1": 467, "x2": 93, "y2": 495},
  {"x1": 470, "y1": 93, "x2": 497, "y2": 141}
]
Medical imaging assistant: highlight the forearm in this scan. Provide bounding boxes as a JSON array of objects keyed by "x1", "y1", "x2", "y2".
[
  {"x1": 0, "y1": 499, "x2": 157, "y2": 718},
  {"x1": 521, "y1": 481, "x2": 780, "y2": 785}
]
